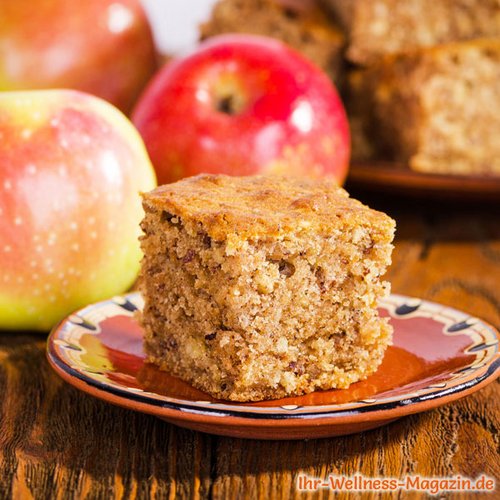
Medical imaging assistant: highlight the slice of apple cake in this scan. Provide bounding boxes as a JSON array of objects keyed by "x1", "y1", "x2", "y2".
[{"x1": 139, "y1": 174, "x2": 395, "y2": 401}]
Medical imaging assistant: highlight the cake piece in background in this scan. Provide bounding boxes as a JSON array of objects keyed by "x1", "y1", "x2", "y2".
[
  {"x1": 140, "y1": 174, "x2": 395, "y2": 402},
  {"x1": 351, "y1": 39, "x2": 500, "y2": 176},
  {"x1": 200, "y1": 0, "x2": 345, "y2": 83},
  {"x1": 324, "y1": 0, "x2": 500, "y2": 65}
]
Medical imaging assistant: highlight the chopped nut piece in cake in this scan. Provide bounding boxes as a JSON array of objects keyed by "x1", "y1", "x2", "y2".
[{"x1": 139, "y1": 174, "x2": 395, "y2": 402}]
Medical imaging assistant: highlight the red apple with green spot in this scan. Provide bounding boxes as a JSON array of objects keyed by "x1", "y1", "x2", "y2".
[
  {"x1": 0, "y1": 0, "x2": 157, "y2": 113},
  {"x1": 0, "y1": 90, "x2": 157, "y2": 331},
  {"x1": 132, "y1": 34, "x2": 350, "y2": 185}
]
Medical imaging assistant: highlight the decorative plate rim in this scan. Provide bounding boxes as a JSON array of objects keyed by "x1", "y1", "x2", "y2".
[{"x1": 46, "y1": 292, "x2": 500, "y2": 423}]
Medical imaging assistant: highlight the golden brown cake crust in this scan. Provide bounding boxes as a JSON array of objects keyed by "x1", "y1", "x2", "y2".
[{"x1": 143, "y1": 174, "x2": 394, "y2": 244}]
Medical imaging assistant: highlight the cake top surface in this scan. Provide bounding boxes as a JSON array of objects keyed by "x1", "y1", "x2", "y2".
[{"x1": 143, "y1": 174, "x2": 395, "y2": 242}]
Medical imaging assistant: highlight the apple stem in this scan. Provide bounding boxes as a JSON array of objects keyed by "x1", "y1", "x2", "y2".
[{"x1": 217, "y1": 95, "x2": 236, "y2": 115}]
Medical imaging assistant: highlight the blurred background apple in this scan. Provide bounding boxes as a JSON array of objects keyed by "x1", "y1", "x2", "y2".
[
  {"x1": 0, "y1": 90, "x2": 156, "y2": 330},
  {"x1": 0, "y1": 0, "x2": 157, "y2": 113}
]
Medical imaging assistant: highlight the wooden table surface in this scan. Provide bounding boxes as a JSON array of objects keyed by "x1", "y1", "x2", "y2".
[{"x1": 1, "y1": 192, "x2": 499, "y2": 499}]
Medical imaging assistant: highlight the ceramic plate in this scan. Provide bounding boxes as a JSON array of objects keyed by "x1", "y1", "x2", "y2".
[
  {"x1": 47, "y1": 293, "x2": 500, "y2": 440},
  {"x1": 347, "y1": 162, "x2": 500, "y2": 202}
]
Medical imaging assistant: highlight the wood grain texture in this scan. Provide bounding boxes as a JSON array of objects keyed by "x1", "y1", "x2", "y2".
[{"x1": 1, "y1": 196, "x2": 499, "y2": 499}]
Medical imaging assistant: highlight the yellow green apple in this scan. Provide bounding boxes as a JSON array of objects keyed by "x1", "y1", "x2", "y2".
[{"x1": 0, "y1": 89, "x2": 156, "y2": 330}]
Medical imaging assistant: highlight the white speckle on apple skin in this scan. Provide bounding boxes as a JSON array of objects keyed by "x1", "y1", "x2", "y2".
[
  {"x1": 88, "y1": 217, "x2": 96, "y2": 225},
  {"x1": 30, "y1": 260, "x2": 37, "y2": 267},
  {"x1": 21, "y1": 129, "x2": 32, "y2": 139},
  {"x1": 69, "y1": 222, "x2": 78, "y2": 231},
  {"x1": 3, "y1": 180, "x2": 12, "y2": 190},
  {"x1": 14, "y1": 216, "x2": 23, "y2": 225},
  {"x1": 71, "y1": 243, "x2": 80, "y2": 252},
  {"x1": 3, "y1": 245, "x2": 12, "y2": 253},
  {"x1": 35, "y1": 245, "x2": 43, "y2": 253},
  {"x1": 26, "y1": 164, "x2": 37, "y2": 174},
  {"x1": 50, "y1": 118, "x2": 59, "y2": 128},
  {"x1": 90, "y1": 231, "x2": 98, "y2": 239}
]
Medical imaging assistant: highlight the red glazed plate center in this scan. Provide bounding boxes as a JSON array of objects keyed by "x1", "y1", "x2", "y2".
[{"x1": 47, "y1": 293, "x2": 499, "y2": 417}]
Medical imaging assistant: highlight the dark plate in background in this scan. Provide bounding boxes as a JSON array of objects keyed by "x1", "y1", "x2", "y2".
[{"x1": 347, "y1": 162, "x2": 500, "y2": 202}]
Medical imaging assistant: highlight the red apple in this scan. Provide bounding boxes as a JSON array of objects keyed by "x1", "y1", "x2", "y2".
[
  {"x1": 0, "y1": 0, "x2": 157, "y2": 113},
  {"x1": 0, "y1": 90, "x2": 157, "y2": 331},
  {"x1": 132, "y1": 34, "x2": 350, "y2": 185}
]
